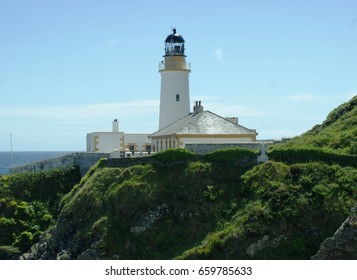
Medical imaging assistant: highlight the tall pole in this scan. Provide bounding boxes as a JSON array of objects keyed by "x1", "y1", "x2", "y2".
[{"x1": 10, "y1": 133, "x2": 14, "y2": 167}]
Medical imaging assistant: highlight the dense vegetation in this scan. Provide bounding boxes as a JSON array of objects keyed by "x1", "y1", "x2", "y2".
[
  {"x1": 0, "y1": 95, "x2": 356, "y2": 259},
  {"x1": 178, "y1": 161, "x2": 356, "y2": 259},
  {"x1": 0, "y1": 167, "x2": 81, "y2": 259}
]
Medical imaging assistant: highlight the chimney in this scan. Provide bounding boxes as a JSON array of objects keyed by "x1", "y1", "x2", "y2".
[
  {"x1": 193, "y1": 100, "x2": 203, "y2": 114},
  {"x1": 112, "y1": 119, "x2": 119, "y2": 132},
  {"x1": 226, "y1": 117, "x2": 238, "y2": 125}
]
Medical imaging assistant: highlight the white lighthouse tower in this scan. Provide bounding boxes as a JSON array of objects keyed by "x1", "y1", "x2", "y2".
[{"x1": 159, "y1": 28, "x2": 191, "y2": 129}]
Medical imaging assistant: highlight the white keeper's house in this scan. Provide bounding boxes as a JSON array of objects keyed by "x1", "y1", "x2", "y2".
[{"x1": 86, "y1": 28, "x2": 258, "y2": 155}]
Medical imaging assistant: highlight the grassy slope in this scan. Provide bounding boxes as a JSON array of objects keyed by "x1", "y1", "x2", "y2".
[
  {"x1": 0, "y1": 167, "x2": 81, "y2": 258},
  {"x1": 53, "y1": 154, "x2": 355, "y2": 259},
  {"x1": 57, "y1": 154, "x2": 257, "y2": 259},
  {"x1": 52, "y1": 97, "x2": 357, "y2": 259},
  {"x1": 275, "y1": 95, "x2": 357, "y2": 155}
]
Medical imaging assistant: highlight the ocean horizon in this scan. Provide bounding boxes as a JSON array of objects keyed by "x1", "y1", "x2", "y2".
[{"x1": 0, "y1": 151, "x2": 80, "y2": 175}]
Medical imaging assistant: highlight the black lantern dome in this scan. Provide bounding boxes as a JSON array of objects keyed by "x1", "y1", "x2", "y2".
[{"x1": 164, "y1": 28, "x2": 185, "y2": 56}]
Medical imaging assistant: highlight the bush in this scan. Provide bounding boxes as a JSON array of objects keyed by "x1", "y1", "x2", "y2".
[
  {"x1": 12, "y1": 231, "x2": 33, "y2": 252},
  {"x1": 202, "y1": 148, "x2": 258, "y2": 165},
  {"x1": 151, "y1": 148, "x2": 196, "y2": 163},
  {"x1": 0, "y1": 246, "x2": 21, "y2": 260},
  {"x1": 268, "y1": 147, "x2": 357, "y2": 167}
]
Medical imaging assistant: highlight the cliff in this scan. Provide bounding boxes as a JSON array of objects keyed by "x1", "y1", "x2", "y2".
[
  {"x1": 312, "y1": 205, "x2": 357, "y2": 259},
  {"x1": 20, "y1": 150, "x2": 356, "y2": 259},
  {"x1": 1, "y1": 96, "x2": 356, "y2": 260}
]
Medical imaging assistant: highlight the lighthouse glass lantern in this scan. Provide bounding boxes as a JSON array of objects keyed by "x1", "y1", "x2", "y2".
[{"x1": 164, "y1": 28, "x2": 185, "y2": 56}]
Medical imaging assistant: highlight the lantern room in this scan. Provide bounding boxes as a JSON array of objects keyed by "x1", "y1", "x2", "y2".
[{"x1": 164, "y1": 28, "x2": 185, "y2": 56}]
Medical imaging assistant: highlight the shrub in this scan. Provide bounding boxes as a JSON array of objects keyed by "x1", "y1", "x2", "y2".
[
  {"x1": 12, "y1": 231, "x2": 33, "y2": 252},
  {"x1": 268, "y1": 147, "x2": 357, "y2": 167},
  {"x1": 0, "y1": 246, "x2": 21, "y2": 260},
  {"x1": 202, "y1": 148, "x2": 258, "y2": 165},
  {"x1": 151, "y1": 148, "x2": 196, "y2": 163}
]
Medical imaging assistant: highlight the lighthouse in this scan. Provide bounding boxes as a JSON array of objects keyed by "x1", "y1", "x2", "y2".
[{"x1": 159, "y1": 28, "x2": 191, "y2": 129}]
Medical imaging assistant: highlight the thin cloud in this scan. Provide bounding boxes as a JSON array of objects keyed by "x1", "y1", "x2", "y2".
[
  {"x1": 258, "y1": 128, "x2": 301, "y2": 140},
  {"x1": 346, "y1": 91, "x2": 357, "y2": 100},
  {"x1": 287, "y1": 93, "x2": 321, "y2": 102},
  {"x1": 101, "y1": 38, "x2": 121, "y2": 46},
  {"x1": 190, "y1": 96, "x2": 268, "y2": 117},
  {"x1": 0, "y1": 100, "x2": 159, "y2": 120},
  {"x1": 203, "y1": 102, "x2": 268, "y2": 117},
  {"x1": 215, "y1": 48, "x2": 224, "y2": 64},
  {"x1": 191, "y1": 95, "x2": 221, "y2": 102}
]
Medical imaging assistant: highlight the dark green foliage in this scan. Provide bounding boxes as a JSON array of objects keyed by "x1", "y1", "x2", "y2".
[
  {"x1": 268, "y1": 147, "x2": 357, "y2": 167},
  {"x1": 202, "y1": 147, "x2": 258, "y2": 165},
  {"x1": 51, "y1": 158, "x2": 254, "y2": 259},
  {"x1": 151, "y1": 148, "x2": 196, "y2": 163},
  {"x1": 179, "y1": 161, "x2": 356, "y2": 259},
  {"x1": 12, "y1": 231, "x2": 34, "y2": 252},
  {"x1": 0, "y1": 167, "x2": 81, "y2": 210},
  {"x1": 0, "y1": 246, "x2": 21, "y2": 260},
  {"x1": 44, "y1": 153, "x2": 356, "y2": 260},
  {"x1": 0, "y1": 167, "x2": 81, "y2": 254}
]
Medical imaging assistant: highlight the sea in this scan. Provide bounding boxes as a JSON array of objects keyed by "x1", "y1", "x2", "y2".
[{"x1": 0, "y1": 151, "x2": 76, "y2": 175}]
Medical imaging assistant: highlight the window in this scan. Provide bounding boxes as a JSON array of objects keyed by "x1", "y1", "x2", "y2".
[
  {"x1": 146, "y1": 145, "x2": 151, "y2": 152},
  {"x1": 128, "y1": 145, "x2": 135, "y2": 152},
  {"x1": 176, "y1": 94, "x2": 180, "y2": 101}
]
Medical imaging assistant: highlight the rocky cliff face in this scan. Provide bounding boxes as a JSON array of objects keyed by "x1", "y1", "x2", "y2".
[
  {"x1": 312, "y1": 205, "x2": 357, "y2": 259},
  {"x1": 21, "y1": 217, "x2": 105, "y2": 260},
  {"x1": 18, "y1": 159, "x2": 356, "y2": 260}
]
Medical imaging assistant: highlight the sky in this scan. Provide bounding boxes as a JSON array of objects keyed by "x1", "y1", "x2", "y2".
[{"x1": 0, "y1": 0, "x2": 356, "y2": 151}]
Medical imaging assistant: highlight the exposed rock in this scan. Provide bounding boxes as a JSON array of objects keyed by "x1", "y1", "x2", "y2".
[
  {"x1": 56, "y1": 250, "x2": 71, "y2": 260},
  {"x1": 21, "y1": 216, "x2": 107, "y2": 260},
  {"x1": 20, "y1": 231, "x2": 52, "y2": 260},
  {"x1": 246, "y1": 234, "x2": 287, "y2": 257},
  {"x1": 312, "y1": 205, "x2": 357, "y2": 259},
  {"x1": 130, "y1": 203, "x2": 169, "y2": 235},
  {"x1": 246, "y1": 235, "x2": 270, "y2": 257},
  {"x1": 130, "y1": 226, "x2": 147, "y2": 235}
]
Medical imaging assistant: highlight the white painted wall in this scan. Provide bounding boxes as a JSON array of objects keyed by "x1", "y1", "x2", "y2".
[
  {"x1": 86, "y1": 132, "x2": 124, "y2": 153},
  {"x1": 124, "y1": 133, "x2": 151, "y2": 152},
  {"x1": 159, "y1": 70, "x2": 190, "y2": 129},
  {"x1": 152, "y1": 136, "x2": 255, "y2": 152}
]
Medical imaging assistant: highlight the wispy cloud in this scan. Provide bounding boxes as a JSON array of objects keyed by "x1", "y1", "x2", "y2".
[
  {"x1": 215, "y1": 48, "x2": 224, "y2": 64},
  {"x1": 287, "y1": 93, "x2": 320, "y2": 102},
  {"x1": 190, "y1": 96, "x2": 269, "y2": 117},
  {"x1": 201, "y1": 102, "x2": 268, "y2": 117},
  {"x1": 350, "y1": 16, "x2": 357, "y2": 28},
  {"x1": 101, "y1": 38, "x2": 121, "y2": 46},
  {"x1": 287, "y1": 92, "x2": 356, "y2": 103},
  {"x1": 258, "y1": 128, "x2": 301, "y2": 140},
  {"x1": 0, "y1": 100, "x2": 159, "y2": 121},
  {"x1": 346, "y1": 90, "x2": 357, "y2": 100},
  {"x1": 191, "y1": 95, "x2": 221, "y2": 102}
]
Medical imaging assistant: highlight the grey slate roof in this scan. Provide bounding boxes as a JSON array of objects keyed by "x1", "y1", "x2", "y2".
[{"x1": 149, "y1": 111, "x2": 257, "y2": 138}]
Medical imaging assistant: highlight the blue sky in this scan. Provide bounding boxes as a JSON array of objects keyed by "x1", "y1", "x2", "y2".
[{"x1": 0, "y1": 0, "x2": 356, "y2": 151}]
